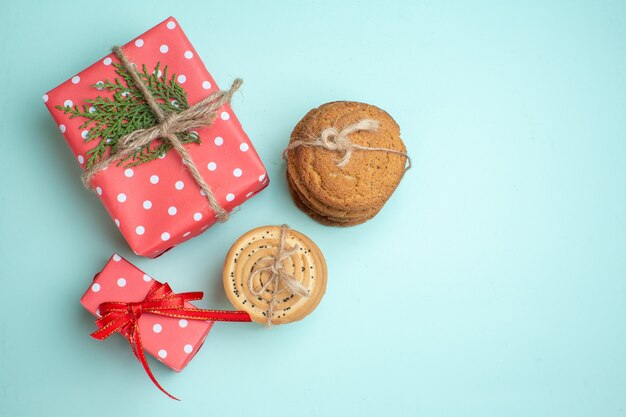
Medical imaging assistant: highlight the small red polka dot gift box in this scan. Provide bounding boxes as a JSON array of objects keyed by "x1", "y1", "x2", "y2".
[
  {"x1": 81, "y1": 254, "x2": 250, "y2": 399},
  {"x1": 43, "y1": 17, "x2": 268, "y2": 258}
]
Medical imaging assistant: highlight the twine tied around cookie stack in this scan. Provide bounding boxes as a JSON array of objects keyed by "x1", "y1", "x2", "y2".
[
  {"x1": 82, "y1": 46, "x2": 242, "y2": 221},
  {"x1": 283, "y1": 118, "x2": 411, "y2": 171},
  {"x1": 247, "y1": 225, "x2": 309, "y2": 326},
  {"x1": 284, "y1": 102, "x2": 410, "y2": 226}
]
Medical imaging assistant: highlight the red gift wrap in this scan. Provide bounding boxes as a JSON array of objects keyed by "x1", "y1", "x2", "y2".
[
  {"x1": 44, "y1": 17, "x2": 269, "y2": 257},
  {"x1": 80, "y1": 253, "x2": 215, "y2": 372}
]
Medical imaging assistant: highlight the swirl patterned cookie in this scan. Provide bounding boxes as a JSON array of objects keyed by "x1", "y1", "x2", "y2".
[{"x1": 222, "y1": 225, "x2": 327, "y2": 326}]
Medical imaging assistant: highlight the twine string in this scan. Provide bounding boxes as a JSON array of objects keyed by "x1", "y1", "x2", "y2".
[
  {"x1": 283, "y1": 118, "x2": 411, "y2": 172},
  {"x1": 82, "y1": 46, "x2": 242, "y2": 222},
  {"x1": 247, "y1": 224, "x2": 309, "y2": 326}
]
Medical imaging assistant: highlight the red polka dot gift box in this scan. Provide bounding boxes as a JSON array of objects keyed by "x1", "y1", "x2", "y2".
[
  {"x1": 81, "y1": 254, "x2": 251, "y2": 399},
  {"x1": 43, "y1": 17, "x2": 269, "y2": 257}
]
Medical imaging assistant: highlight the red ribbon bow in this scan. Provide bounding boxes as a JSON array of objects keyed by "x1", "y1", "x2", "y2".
[{"x1": 91, "y1": 281, "x2": 251, "y2": 400}]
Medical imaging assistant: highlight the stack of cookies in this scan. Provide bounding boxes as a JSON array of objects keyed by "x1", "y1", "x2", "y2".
[
  {"x1": 285, "y1": 101, "x2": 409, "y2": 226},
  {"x1": 223, "y1": 225, "x2": 327, "y2": 326}
]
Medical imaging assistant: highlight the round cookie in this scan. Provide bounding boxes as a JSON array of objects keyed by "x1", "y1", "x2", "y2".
[
  {"x1": 287, "y1": 164, "x2": 378, "y2": 220},
  {"x1": 287, "y1": 177, "x2": 378, "y2": 226},
  {"x1": 223, "y1": 225, "x2": 327, "y2": 325},
  {"x1": 287, "y1": 172, "x2": 378, "y2": 221},
  {"x1": 286, "y1": 101, "x2": 407, "y2": 212}
]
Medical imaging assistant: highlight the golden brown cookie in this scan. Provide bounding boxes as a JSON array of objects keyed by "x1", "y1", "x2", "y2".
[
  {"x1": 287, "y1": 172, "x2": 378, "y2": 221},
  {"x1": 286, "y1": 158, "x2": 379, "y2": 218},
  {"x1": 287, "y1": 177, "x2": 378, "y2": 226},
  {"x1": 286, "y1": 101, "x2": 407, "y2": 216},
  {"x1": 223, "y1": 225, "x2": 327, "y2": 325}
]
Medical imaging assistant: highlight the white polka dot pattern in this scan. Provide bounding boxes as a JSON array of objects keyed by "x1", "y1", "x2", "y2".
[
  {"x1": 80, "y1": 256, "x2": 214, "y2": 371},
  {"x1": 43, "y1": 17, "x2": 269, "y2": 258}
]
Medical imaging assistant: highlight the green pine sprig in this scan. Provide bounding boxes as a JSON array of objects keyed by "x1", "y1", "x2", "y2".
[{"x1": 56, "y1": 62, "x2": 199, "y2": 168}]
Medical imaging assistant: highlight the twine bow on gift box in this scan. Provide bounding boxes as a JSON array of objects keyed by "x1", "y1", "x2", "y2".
[
  {"x1": 91, "y1": 281, "x2": 251, "y2": 400},
  {"x1": 283, "y1": 119, "x2": 412, "y2": 172},
  {"x1": 60, "y1": 46, "x2": 241, "y2": 221}
]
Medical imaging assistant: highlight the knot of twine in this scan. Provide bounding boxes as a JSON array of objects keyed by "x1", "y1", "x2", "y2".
[
  {"x1": 82, "y1": 45, "x2": 243, "y2": 222},
  {"x1": 248, "y1": 224, "x2": 309, "y2": 326},
  {"x1": 283, "y1": 118, "x2": 411, "y2": 171}
]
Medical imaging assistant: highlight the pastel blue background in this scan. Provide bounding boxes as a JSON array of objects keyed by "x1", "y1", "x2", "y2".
[{"x1": 1, "y1": 1, "x2": 625, "y2": 415}]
